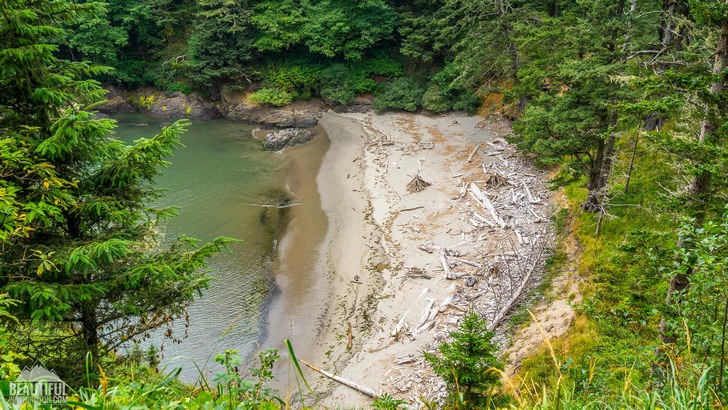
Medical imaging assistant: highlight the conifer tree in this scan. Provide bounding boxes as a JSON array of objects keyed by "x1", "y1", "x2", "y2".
[{"x1": 0, "y1": 0, "x2": 228, "y2": 374}]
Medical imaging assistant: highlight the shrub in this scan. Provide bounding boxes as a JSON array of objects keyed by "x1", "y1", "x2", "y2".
[
  {"x1": 423, "y1": 84, "x2": 451, "y2": 113},
  {"x1": 249, "y1": 87, "x2": 295, "y2": 106},
  {"x1": 166, "y1": 81, "x2": 193, "y2": 95},
  {"x1": 374, "y1": 77, "x2": 424, "y2": 112},
  {"x1": 422, "y1": 63, "x2": 481, "y2": 113}
]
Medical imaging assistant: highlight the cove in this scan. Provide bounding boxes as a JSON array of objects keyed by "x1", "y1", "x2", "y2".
[{"x1": 112, "y1": 113, "x2": 302, "y2": 380}]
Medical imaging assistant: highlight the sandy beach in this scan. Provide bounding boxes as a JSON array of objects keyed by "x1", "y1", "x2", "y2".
[{"x1": 269, "y1": 111, "x2": 554, "y2": 407}]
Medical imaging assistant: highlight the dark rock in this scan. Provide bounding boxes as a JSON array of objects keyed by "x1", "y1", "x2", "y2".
[
  {"x1": 222, "y1": 100, "x2": 326, "y2": 127},
  {"x1": 464, "y1": 276, "x2": 478, "y2": 287},
  {"x1": 332, "y1": 95, "x2": 373, "y2": 114},
  {"x1": 97, "y1": 85, "x2": 135, "y2": 113},
  {"x1": 147, "y1": 92, "x2": 220, "y2": 120},
  {"x1": 262, "y1": 128, "x2": 315, "y2": 151}
]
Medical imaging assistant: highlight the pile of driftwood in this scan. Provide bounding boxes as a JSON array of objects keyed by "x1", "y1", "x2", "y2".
[
  {"x1": 407, "y1": 174, "x2": 431, "y2": 193},
  {"x1": 383, "y1": 136, "x2": 553, "y2": 405}
]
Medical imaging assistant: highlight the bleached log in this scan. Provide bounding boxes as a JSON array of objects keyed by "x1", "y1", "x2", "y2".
[
  {"x1": 438, "y1": 295, "x2": 454, "y2": 312},
  {"x1": 300, "y1": 359, "x2": 379, "y2": 398},
  {"x1": 467, "y1": 144, "x2": 481, "y2": 162},
  {"x1": 419, "y1": 242, "x2": 439, "y2": 253},
  {"x1": 469, "y1": 183, "x2": 506, "y2": 229},
  {"x1": 526, "y1": 206, "x2": 542, "y2": 222},
  {"x1": 417, "y1": 299, "x2": 435, "y2": 329},
  {"x1": 450, "y1": 257, "x2": 482, "y2": 269},
  {"x1": 395, "y1": 355, "x2": 417, "y2": 365},
  {"x1": 400, "y1": 206, "x2": 424, "y2": 213},
  {"x1": 485, "y1": 141, "x2": 504, "y2": 151},
  {"x1": 427, "y1": 305, "x2": 439, "y2": 322},
  {"x1": 515, "y1": 229, "x2": 525, "y2": 245},
  {"x1": 391, "y1": 309, "x2": 410, "y2": 337},
  {"x1": 522, "y1": 180, "x2": 541, "y2": 204},
  {"x1": 447, "y1": 239, "x2": 471, "y2": 250},
  {"x1": 459, "y1": 181, "x2": 468, "y2": 199},
  {"x1": 448, "y1": 303, "x2": 467, "y2": 312},
  {"x1": 472, "y1": 212, "x2": 496, "y2": 227},
  {"x1": 416, "y1": 320, "x2": 435, "y2": 335},
  {"x1": 440, "y1": 252, "x2": 454, "y2": 280}
]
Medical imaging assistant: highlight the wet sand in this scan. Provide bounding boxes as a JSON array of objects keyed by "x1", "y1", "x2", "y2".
[{"x1": 263, "y1": 126, "x2": 329, "y2": 387}]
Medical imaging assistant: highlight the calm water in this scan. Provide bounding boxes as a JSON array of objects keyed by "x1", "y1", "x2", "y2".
[{"x1": 112, "y1": 114, "x2": 288, "y2": 380}]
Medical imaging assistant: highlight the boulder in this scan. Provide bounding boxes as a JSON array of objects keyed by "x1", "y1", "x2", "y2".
[
  {"x1": 332, "y1": 94, "x2": 374, "y2": 114},
  {"x1": 262, "y1": 128, "x2": 316, "y2": 151},
  {"x1": 97, "y1": 85, "x2": 135, "y2": 113},
  {"x1": 220, "y1": 90, "x2": 326, "y2": 127},
  {"x1": 146, "y1": 92, "x2": 220, "y2": 120}
]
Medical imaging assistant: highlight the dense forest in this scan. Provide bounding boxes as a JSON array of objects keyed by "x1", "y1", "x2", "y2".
[{"x1": 1, "y1": 0, "x2": 727, "y2": 408}]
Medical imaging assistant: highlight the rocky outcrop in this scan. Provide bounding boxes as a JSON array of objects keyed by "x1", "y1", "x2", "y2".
[
  {"x1": 224, "y1": 100, "x2": 326, "y2": 127},
  {"x1": 146, "y1": 92, "x2": 220, "y2": 120},
  {"x1": 219, "y1": 87, "x2": 326, "y2": 127},
  {"x1": 100, "y1": 87, "x2": 221, "y2": 120},
  {"x1": 99, "y1": 85, "x2": 352, "y2": 125},
  {"x1": 261, "y1": 128, "x2": 316, "y2": 151},
  {"x1": 98, "y1": 86, "x2": 135, "y2": 113},
  {"x1": 127, "y1": 89, "x2": 221, "y2": 120},
  {"x1": 332, "y1": 95, "x2": 374, "y2": 114}
]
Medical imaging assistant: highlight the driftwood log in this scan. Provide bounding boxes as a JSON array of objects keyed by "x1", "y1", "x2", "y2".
[{"x1": 300, "y1": 359, "x2": 379, "y2": 398}]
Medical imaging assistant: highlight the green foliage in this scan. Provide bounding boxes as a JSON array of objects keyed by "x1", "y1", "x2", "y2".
[
  {"x1": 186, "y1": 0, "x2": 255, "y2": 89},
  {"x1": 212, "y1": 349, "x2": 280, "y2": 409},
  {"x1": 396, "y1": 0, "x2": 445, "y2": 64},
  {"x1": 423, "y1": 63, "x2": 480, "y2": 113},
  {"x1": 67, "y1": 11, "x2": 128, "y2": 68},
  {"x1": 663, "y1": 210, "x2": 728, "y2": 396},
  {"x1": 371, "y1": 392, "x2": 407, "y2": 410},
  {"x1": 252, "y1": 0, "x2": 307, "y2": 52},
  {"x1": 424, "y1": 310, "x2": 503, "y2": 408},
  {"x1": 249, "y1": 87, "x2": 296, "y2": 107},
  {"x1": 374, "y1": 77, "x2": 425, "y2": 112},
  {"x1": 253, "y1": 0, "x2": 396, "y2": 60},
  {"x1": 166, "y1": 81, "x2": 193, "y2": 95},
  {"x1": 319, "y1": 53, "x2": 403, "y2": 104},
  {"x1": 304, "y1": 0, "x2": 395, "y2": 60},
  {"x1": 0, "y1": 0, "x2": 228, "y2": 379},
  {"x1": 247, "y1": 62, "x2": 322, "y2": 105}
]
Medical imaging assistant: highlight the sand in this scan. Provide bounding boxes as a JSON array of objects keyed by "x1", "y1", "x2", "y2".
[{"x1": 270, "y1": 111, "x2": 554, "y2": 407}]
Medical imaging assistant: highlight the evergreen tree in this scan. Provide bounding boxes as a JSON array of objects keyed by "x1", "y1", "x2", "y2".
[
  {"x1": 0, "y1": 0, "x2": 228, "y2": 376},
  {"x1": 424, "y1": 310, "x2": 503, "y2": 408},
  {"x1": 187, "y1": 0, "x2": 256, "y2": 91},
  {"x1": 510, "y1": 0, "x2": 646, "y2": 211}
]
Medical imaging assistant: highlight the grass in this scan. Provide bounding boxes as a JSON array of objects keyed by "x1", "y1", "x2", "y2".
[{"x1": 509, "y1": 134, "x2": 728, "y2": 408}]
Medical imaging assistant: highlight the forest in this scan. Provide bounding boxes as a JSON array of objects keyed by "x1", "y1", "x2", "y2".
[{"x1": 1, "y1": 0, "x2": 726, "y2": 408}]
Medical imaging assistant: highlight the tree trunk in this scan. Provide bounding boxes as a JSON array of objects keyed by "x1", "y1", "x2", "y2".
[
  {"x1": 81, "y1": 302, "x2": 100, "y2": 361},
  {"x1": 549, "y1": 0, "x2": 558, "y2": 17},
  {"x1": 623, "y1": 131, "x2": 639, "y2": 194},
  {"x1": 583, "y1": 127, "x2": 617, "y2": 213},
  {"x1": 583, "y1": 138, "x2": 605, "y2": 212}
]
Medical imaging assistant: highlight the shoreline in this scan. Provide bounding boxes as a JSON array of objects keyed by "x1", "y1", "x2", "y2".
[{"x1": 266, "y1": 110, "x2": 553, "y2": 407}]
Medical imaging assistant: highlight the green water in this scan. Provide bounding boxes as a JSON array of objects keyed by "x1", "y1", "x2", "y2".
[{"x1": 112, "y1": 114, "x2": 287, "y2": 380}]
